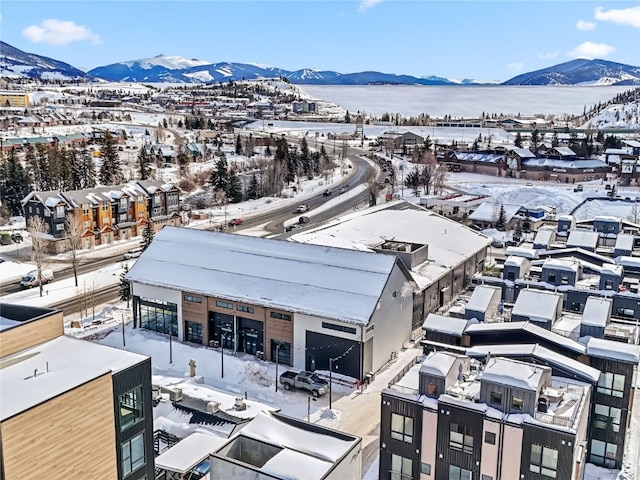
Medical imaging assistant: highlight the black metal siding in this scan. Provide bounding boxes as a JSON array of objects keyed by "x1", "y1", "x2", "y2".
[
  {"x1": 434, "y1": 404, "x2": 483, "y2": 480},
  {"x1": 520, "y1": 424, "x2": 576, "y2": 480},
  {"x1": 112, "y1": 358, "x2": 155, "y2": 480},
  {"x1": 305, "y1": 331, "x2": 362, "y2": 380}
]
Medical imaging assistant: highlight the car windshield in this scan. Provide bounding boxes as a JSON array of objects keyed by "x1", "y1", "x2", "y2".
[{"x1": 308, "y1": 374, "x2": 322, "y2": 383}]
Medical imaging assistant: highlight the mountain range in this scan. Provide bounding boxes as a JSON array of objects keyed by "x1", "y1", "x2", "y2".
[{"x1": 1, "y1": 40, "x2": 639, "y2": 86}]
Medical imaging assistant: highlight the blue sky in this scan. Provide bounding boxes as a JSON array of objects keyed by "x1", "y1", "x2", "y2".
[{"x1": 2, "y1": 1, "x2": 639, "y2": 81}]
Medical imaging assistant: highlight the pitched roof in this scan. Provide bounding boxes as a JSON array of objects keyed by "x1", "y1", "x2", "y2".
[{"x1": 127, "y1": 227, "x2": 405, "y2": 325}]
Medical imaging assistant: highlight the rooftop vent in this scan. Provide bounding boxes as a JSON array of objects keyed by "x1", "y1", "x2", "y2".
[{"x1": 234, "y1": 397, "x2": 247, "y2": 411}]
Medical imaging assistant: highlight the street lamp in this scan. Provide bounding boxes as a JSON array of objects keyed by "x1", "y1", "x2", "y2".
[
  {"x1": 275, "y1": 343, "x2": 280, "y2": 392},
  {"x1": 221, "y1": 334, "x2": 225, "y2": 379}
]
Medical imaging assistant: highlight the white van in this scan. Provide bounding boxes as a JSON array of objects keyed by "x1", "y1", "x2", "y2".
[
  {"x1": 19, "y1": 269, "x2": 54, "y2": 289},
  {"x1": 124, "y1": 247, "x2": 144, "y2": 260}
]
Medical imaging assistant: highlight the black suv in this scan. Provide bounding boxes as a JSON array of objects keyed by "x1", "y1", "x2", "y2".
[{"x1": 11, "y1": 232, "x2": 23, "y2": 243}]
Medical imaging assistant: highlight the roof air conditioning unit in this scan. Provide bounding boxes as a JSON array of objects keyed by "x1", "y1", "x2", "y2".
[
  {"x1": 207, "y1": 401, "x2": 220, "y2": 413},
  {"x1": 169, "y1": 388, "x2": 183, "y2": 402},
  {"x1": 234, "y1": 397, "x2": 247, "y2": 411}
]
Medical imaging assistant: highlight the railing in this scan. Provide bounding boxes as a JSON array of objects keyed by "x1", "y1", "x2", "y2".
[{"x1": 387, "y1": 354, "x2": 423, "y2": 389}]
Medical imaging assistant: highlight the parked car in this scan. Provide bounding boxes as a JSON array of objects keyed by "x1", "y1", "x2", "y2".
[
  {"x1": 605, "y1": 184, "x2": 612, "y2": 191},
  {"x1": 338, "y1": 187, "x2": 346, "y2": 194},
  {"x1": 323, "y1": 189, "x2": 332, "y2": 196},
  {"x1": 296, "y1": 204, "x2": 309, "y2": 213},
  {"x1": 124, "y1": 247, "x2": 144, "y2": 260},
  {"x1": 228, "y1": 218, "x2": 244, "y2": 226},
  {"x1": 11, "y1": 232, "x2": 23, "y2": 243},
  {"x1": 505, "y1": 240, "x2": 520, "y2": 247},
  {"x1": 491, "y1": 240, "x2": 505, "y2": 249},
  {"x1": 19, "y1": 269, "x2": 54, "y2": 289},
  {"x1": 298, "y1": 216, "x2": 310, "y2": 225},
  {"x1": 574, "y1": 184, "x2": 584, "y2": 192},
  {"x1": 279, "y1": 371, "x2": 328, "y2": 397}
]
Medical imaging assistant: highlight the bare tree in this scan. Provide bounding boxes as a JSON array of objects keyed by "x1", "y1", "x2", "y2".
[
  {"x1": 65, "y1": 213, "x2": 84, "y2": 287},
  {"x1": 629, "y1": 201, "x2": 640, "y2": 224},
  {"x1": 432, "y1": 167, "x2": 449, "y2": 195},
  {"x1": 384, "y1": 137, "x2": 395, "y2": 158},
  {"x1": 27, "y1": 216, "x2": 50, "y2": 298}
]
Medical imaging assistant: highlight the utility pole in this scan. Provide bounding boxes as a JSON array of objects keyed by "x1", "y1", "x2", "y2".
[
  {"x1": 221, "y1": 334, "x2": 225, "y2": 379},
  {"x1": 275, "y1": 343, "x2": 280, "y2": 392}
]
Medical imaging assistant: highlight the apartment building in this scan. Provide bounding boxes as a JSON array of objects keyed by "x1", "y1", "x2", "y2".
[
  {"x1": 0, "y1": 90, "x2": 29, "y2": 108},
  {"x1": 380, "y1": 352, "x2": 592, "y2": 480},
  {"x1": 21, "y1": 180, "x2": 181, "y2": 252},
  {"x1": 0, "y1": 303, "x2": 154, "y2": 480}
]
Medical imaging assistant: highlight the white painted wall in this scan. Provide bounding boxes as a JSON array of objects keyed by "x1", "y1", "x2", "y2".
[{"x1": 131, "y1": 282, "x2": 184, "y2": 339}]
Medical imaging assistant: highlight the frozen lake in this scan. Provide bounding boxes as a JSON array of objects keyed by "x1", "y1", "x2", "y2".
[{"x1": 297, "y1": 85, "x2": 633, "y2": 118}]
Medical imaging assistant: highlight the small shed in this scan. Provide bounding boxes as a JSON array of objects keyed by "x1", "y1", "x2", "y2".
[
  {"x1": 566, "y1": 230, "x2": 599, "y2": 252},
  {"x1": 580, "y1": 297, "x2": 612, "y2": 339},
  {"x1": 418, "y1": 351, "x2": 470, "y2": 398},
  {"x1": 533, "y1": 229, "x2": 556, "y2": 250},
  {"x1": 511, "y1": 290, "x2": 563, "y2": 329},
  {"x1": 541, "y1": 258, "x2": 582, "y2": 286},
  {"x1": 503, "y1": 256, "x2": 531, "y2": 281},
  {"x1": 614, "y1": 234, "x2": 634, "y2": 258},
  {"x1": 618, "y1": 256, "x2": 640, "y2": 274},
  {"x1": 465, "y1": 285, "x2": 502, "y2": 322},
  {"x1": 557, "y1": 214, "x2": 576, "y2": 235},
  {"x1": 422, "y1": 314, "x2": 476, "y2": 346},
  {"x1": 599, "y1": 264, "x2": 623, "y2": 291}
]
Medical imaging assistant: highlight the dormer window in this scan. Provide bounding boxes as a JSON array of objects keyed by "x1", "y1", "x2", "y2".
[
  {"x1": 511, "y1": 396, "x2": 524, "y2": 411},
  {"x1": 56, "y1": 205, "x2": 65, "y2": 218},
  {"x1": 490, "y1": 391, "x2": 502, "y2": 406},
  {"x1": 427, "y1": 383, "x2": 437, "y2": 396}
]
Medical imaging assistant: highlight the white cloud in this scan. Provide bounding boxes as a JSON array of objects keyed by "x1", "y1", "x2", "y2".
[
  {"x1": 507, "y1": 62, "x2": 524, "y2": 72},
  {"x1": 358, "y1": 0, "x2": 383, "y2": 12},
  {"x1": 538, "y1": 52, "x2": 559, "y2": 60},
  {"x1": 576, "y1": 19, "x2": 596, "y2": 31},
  {"x1": 567, "y1": 41, "x2": 614, "y2": 59},
  {"x1": 595, "y1": 5, "x2": 640, "y2": 28},
  {"x1": 22, "y1": 19, "x2": 101, "y2": 46}
]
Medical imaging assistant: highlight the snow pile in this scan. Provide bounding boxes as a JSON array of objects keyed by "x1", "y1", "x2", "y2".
[{"x1": 243, "y1": 361, "x2": 272, "y2": 387}]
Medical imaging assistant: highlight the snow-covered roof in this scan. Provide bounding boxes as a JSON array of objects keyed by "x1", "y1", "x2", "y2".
[
  {"x1": 581, "y1": 297, "x2": 611, "y2": 328},
  {"x1": 155, "y1": 432, "x2": 227, "y2": 474},
  {"x1": 508, "y1": 147, "x2": 535, "y2": 158},
  {"x1": 224, "y1": 411, "x2": 360, "y2": 479},
  {"x1": 557, "y1": 214, "x2": 575, "y2": 222},
  {"x1": 289, "y1": 201, "x2": 490, "y2": 290},
  {"x1": 423, "y1": 313, "x2": 471, "y2": 336},
  {"x1": 585, "y1": 337, "x2": 640, "y2": 364},
  {"x1": 566, "y1": 230, "x2": 599, "y2": 250},
  {"x1": 623, "y1": 140, "x2": 640, "y2": 148},
  {"x1": 454, "y1": 152, "x2": 503, "y2": 163},
  {"x1": 553, "y1": 147, "x2": 577, "y2": 156},
  {"x1": 465, "y1": 285, "x2": 500, "y2": 313},
  {"x1": 481, "y1": 357, "x2": 547, "y2": 390},
  {"x1": 512, "y1": 290, "x2": 561, "y2": 322},
  {"x1": 522, "y1": 158, "x2": 607, "y2": 169},
  {"x1": 127, "y1": 227, "x2": 402, "y2": 325},
  {"x1": 505, "y1": 247, "x2": 537, "y2": 259},
  {"x1": 543, "y1": 258, "x2": 580, "y2": 273},
  {"x1": 504, "y1": 255, "x2": 528, "y2": 267},
  {"x1": 468, "y1": 202, "x2": 523, "y2": 223},
  {"x1": 533, "y1": 229, "x2": 554, "y2": 245},
  {"x1": 0, "y1": 335, "x2": 147, "y2": 421},
  {"x1": 601, "y1": 264, "x2": 623, "y2": 276},
  {"x1": 617, "y1": 256, "x2": 640, "y2": 269},
  {"x1": 593, "y1": 215, "x2": 621, "y2": 223},
  {"x1": 615, "y1": 234, "x2": 634, "y2": 251},
  {"x1": 419, "y1": 351, "x2": 463, "y2": 377}
]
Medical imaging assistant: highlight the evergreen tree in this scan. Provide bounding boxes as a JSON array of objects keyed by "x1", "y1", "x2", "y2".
[
  {"x1": 246, "y1": 174, "x2": 260, "y2": 200},
  {"x1": 522, "y1": 213, "x2": 532, "y2": 233},
  {"x1": 25, "y1": 144, "x2": 41, "y2": 190},
  {"x1": 141, "y1": 218, "x2": 155, "y2": 251},
  {"x1": 99, "y1": 130, "x2": 123, "y2": 185},
  {"x1": 495, "y1": 204, "x2": 507, "y2": 231},
  {"x1": 36, "y1": 144, "x2": 52, "y2": 191},
  {"x1": 209, "y1": 156, "x2": 229, "y2": 193},
  {"x1": 299, "y1": 137, "x2": 311, "y2": 176},
  {"x1": 80, "y1": 146, "x2": 97, "y2": 188},
  {"x1": 227, "y1": 169, "x2": 244, "y2": 203},
  {"x1": 176, "y1": 149, "x2": 190, "y2": 176},
  {"x1": 235, "y1": 134, "x2": 243, "y2": 155},
  {"x1": 119, "y1": 264, "x2": 132, "y2": 308},
  {"x1": 513, "y1": 221, "x2": 523, "y2": 242},
  {"x1": 1, "y1": 150, "x2": 32, "y2": 216},
  {"x1": 514, "y1": 132, "x2": 523, "y2": 148},
  {"x1": 137, "y1": 147, "x2": 152, "y2": 180}
]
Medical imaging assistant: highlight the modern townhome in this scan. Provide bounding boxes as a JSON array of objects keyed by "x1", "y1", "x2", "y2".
[
  {"x1": 380, "y1": 352, "x2": 592, "y2": 480},
  {"x1": 125, "y1": 226, "x2": 414, "y2": 381},
  {"x1": 288, "y1": 200, "x2": 491, "y2": 337},
  {"x1": 21, "y1": 180, "x2": 181, "y2": 252},
  {"x1": 421, "y1": 291, "x2": 640, "y2": 471},
  {"x1": 0, "y1": 303, "x2": 154, "y2": 480}
]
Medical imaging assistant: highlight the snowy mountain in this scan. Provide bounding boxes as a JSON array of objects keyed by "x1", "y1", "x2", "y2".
[
  {"x1": 0, "y1": 41, "x2": 89, "y2": 80},
  {"x1": 502, "y1": 59, "x2": 640, "y2": 86}
]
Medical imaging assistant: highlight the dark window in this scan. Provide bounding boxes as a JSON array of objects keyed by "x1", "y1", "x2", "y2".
[
  {"x1": 597, "y1": 372, "x2": 625, "y2": 398},
  {"x1": 122, "y1": 433, "x2": 145, "y2": 476},
  {"x1": 216, "y1": 300, "x2": 232, "y2": 309},
  {"x1": 322, "y1": 321, "x2": 357, "y2": 335},
  {"x1": 593, "y1": 404, "x2": 621, "y2": 433},
  {"x1": 185, "y1": 321, "x2": 203, "y2": 344},
  {"x1": 390, "y1": 454, "x2": 412, "y2": 480},
  {"x1": 589, "y1": 439, "x2": 617, "y2": 468},
  {"x1": 450, "y1": 423, "x2": 473, "y2": 454},
  {"x1": 449, "y1": 465, "x2": 472, "y2": 480},
  {"x1": 570, "y1": 302, "x2": 582, "y2": 312},
  {"x1": 547, "y1": 273, "x2": 557, "y2": 283},
  {"x1": 139, "y1": 298, "x2": 177, "y2": 336},
  {"x1": 489, "y1": 391, "x2": 502, "y2": 406},
  {"x1": 484, "y1": 431, "x2": 496, "y2": 445},
  {"x1": 119, "y1": 386, "x2": 143, "y2": 431},
  {"x1": 615, "y1": 307, "x2": 635, "y2": 318},
  {"x1": 270, "y1": 311, "x2": 291, "y2": 321},
  {"x1": 421, "y1": 463, "x2": 431, "y2": 475},
  {"x1": 511, "y1": 396, "x2": 523, "y2": 411},
  {"x1": 366, "y1": 324, "x2": 375, "y2": 333},
  {"x1": 530, "y1": 444, "x2": 558, "y2": 478},
  {"x1": 391, "y1": 413, "x2": 413, "y2": 443},
  {"x1": 427, "y1": 383, "x2": 437, "y2": 396},
  {"x1": 236, "y1": 305, "x2": 254, "y2": 314},
  {"x1": 604, "y1": 280, "x2": 613, "y2": 290},
  {"x1": 184, "y1": 294, "x2": 202, "y2": 303},
  {"x1": 482, "y1": 476, "x2": 493, "y2": 480}
]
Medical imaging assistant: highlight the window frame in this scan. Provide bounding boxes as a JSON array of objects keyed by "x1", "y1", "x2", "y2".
[
  {"x1": 489, "y1": 391, "x2": 502, "y2": 406},
  {"x1": 215, "y1": 300, "x2": 233, "y2": 309},
  {"x1": 390, "y1": 454, "x2": 412, "y2": 480},
  {"x1": 484, "y1": 431, "x2": 496, "y2": 445},
  {"x1": 511, "y1": 395, "x2": 524, "y2": 411},
  {"x1": 119, "y1": 386, "x2": 144, "y2": 431},
  {"x1": 593, "y1": 403, "x2": 621, "y2": 433},
  {"x1": 597, "y1": 372, "x2": 625, "y2": 398},
  {"x1": 529, "y1": 444, "x2": 558, "y2": 478},
  {"x1": 391, "y1": 413, "x2": 414, "y2": 443},
  {"x1": 122, "y1": 432, "x2": 145, "y2": 476},
  {"x1": 449, "y1": 423, "x2": 474, "y2": 455},
  {"x1": 185, "y1": 321, "x2": 203, "y2": 345}
]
